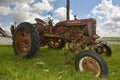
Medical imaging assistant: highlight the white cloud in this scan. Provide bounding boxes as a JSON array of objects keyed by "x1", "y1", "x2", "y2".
[
  {"x1": 0, "y1": 6, "x2": 11, "y2": 15},
  {"x1": 54, "y1": 7, "x2": 74, "y2": 21},
  {"x1": 98, "y1": 16, "x2": 104, "y2": 20},
  {"x1": 10, "y1": 0, "x2": 54, "y2": 23},
  {"x1": 0, "y1": 0, "x2": 34, "y2": 6},
  {"x1": 96, "y1": 26, "x2": 120, "y2": 37},
  {"x1": 47, "y1": 0, "x2": 56, "y2": 2},
  {"x1": 91, "y1": 0, "x2": 120, "y2": 37},
  {"x1": 54, "y1": 7, "x2": 66, "y2": 21},
  {"x1": 11, "y1": 3, "x2": 31, "y2": 23},
  {"x1": 0, "y1": 0, "x2": 56, "y2": 32},
  {"x1": 31, "y1": 0, "x2": 53, "y2": 13},
  {"x1": 96, "y1": 27, "x2": 108, "y2": 37}
]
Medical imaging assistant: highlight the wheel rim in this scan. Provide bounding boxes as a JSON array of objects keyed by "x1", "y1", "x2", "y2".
[
  {"x1": 103, "y1": 47, "x2": 108, "y2": 54},
  {"x1": 49, "y1": 38, "x2": 62, "y2": 48},
  {"x1": 79, "y1": 56, "x2": 101, "y2": 77},
  {"x1": 14, "y1": 29, "x2": 31, "y2": 56},
  {"x1": 97, "y1": 46, "x2": 103, "y2": 54}
]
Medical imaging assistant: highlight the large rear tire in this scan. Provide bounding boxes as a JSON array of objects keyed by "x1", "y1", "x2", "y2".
[
  {"x1": 75, "y1": 50, "x2": 108, "y2": 78},
  {"x1": 13, "y1": 22, "x2": 40, "y2": 58}
]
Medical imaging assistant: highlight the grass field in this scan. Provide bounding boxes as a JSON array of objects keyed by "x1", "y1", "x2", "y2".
[
  {"x1": 0, "y1": 44, "x2": 120, "y2": 80},
  {"x1": 98, "y1": 37, "x2": 120, "y2": 42}
]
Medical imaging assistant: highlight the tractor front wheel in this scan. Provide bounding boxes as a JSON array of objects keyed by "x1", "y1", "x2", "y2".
[
  {"x1": 96, "y1": 44, "x2": 112, "y2": 56},
  {"x1": 75, "y1": 50, "x2": 108, "y2": 78}
]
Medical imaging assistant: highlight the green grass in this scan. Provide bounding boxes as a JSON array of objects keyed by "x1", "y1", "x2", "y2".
[
  {"x1": 0, "y1": 45, "x2": 120, "y2": 80},
  {"x1": 98, "y1": 37, "x2": 120, "y2": 42}
]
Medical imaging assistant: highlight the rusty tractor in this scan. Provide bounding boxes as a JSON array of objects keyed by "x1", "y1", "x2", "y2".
[{"x1": 11, "y1": 0, "x2": 112, "y2": 78}]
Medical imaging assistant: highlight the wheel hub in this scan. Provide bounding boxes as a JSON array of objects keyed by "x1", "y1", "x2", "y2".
[{"x1": 49, "y1": 38, "x2": 62, "y2": 48}]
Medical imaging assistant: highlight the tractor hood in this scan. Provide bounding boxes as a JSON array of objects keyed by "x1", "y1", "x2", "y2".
[{"x1": 55, "y1": 18, "x2": 96, "y2": 27}]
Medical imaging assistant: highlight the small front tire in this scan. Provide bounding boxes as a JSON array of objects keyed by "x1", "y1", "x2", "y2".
[{"x1": 75, "y1": 50, "x2": 108, "y2": 78}]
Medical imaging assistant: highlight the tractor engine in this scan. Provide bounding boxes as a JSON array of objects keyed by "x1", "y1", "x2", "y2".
[{"x1": 54, "y1": 18, "x2": 99, "y2": 42}]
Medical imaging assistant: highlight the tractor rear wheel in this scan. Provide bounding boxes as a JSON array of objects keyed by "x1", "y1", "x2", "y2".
[
  {"x1": 13, "y1": 22, "x2": 40, "y2": 58},
  {"x1": 75, "y1": 50, "x2": 108, "y2": 78},
  {"x1": 47, "y1": 38, "x2": 65, "y2": 49}
]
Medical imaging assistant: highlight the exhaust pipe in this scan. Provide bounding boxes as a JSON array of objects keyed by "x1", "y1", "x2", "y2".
[{"x1": 66, "y1": 0, "x2": 70, "y2": 21}]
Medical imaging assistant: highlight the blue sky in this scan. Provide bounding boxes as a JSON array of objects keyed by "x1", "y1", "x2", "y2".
[
  {"x1": 70, "y1": 0, "x2": 101, "y2": 18},
  {"x1": 0, "y1": 0, "x2": 120, "y2": 37},
  {"x1": 51, "y1": 0, "x2": 102, "y2": 18}
]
